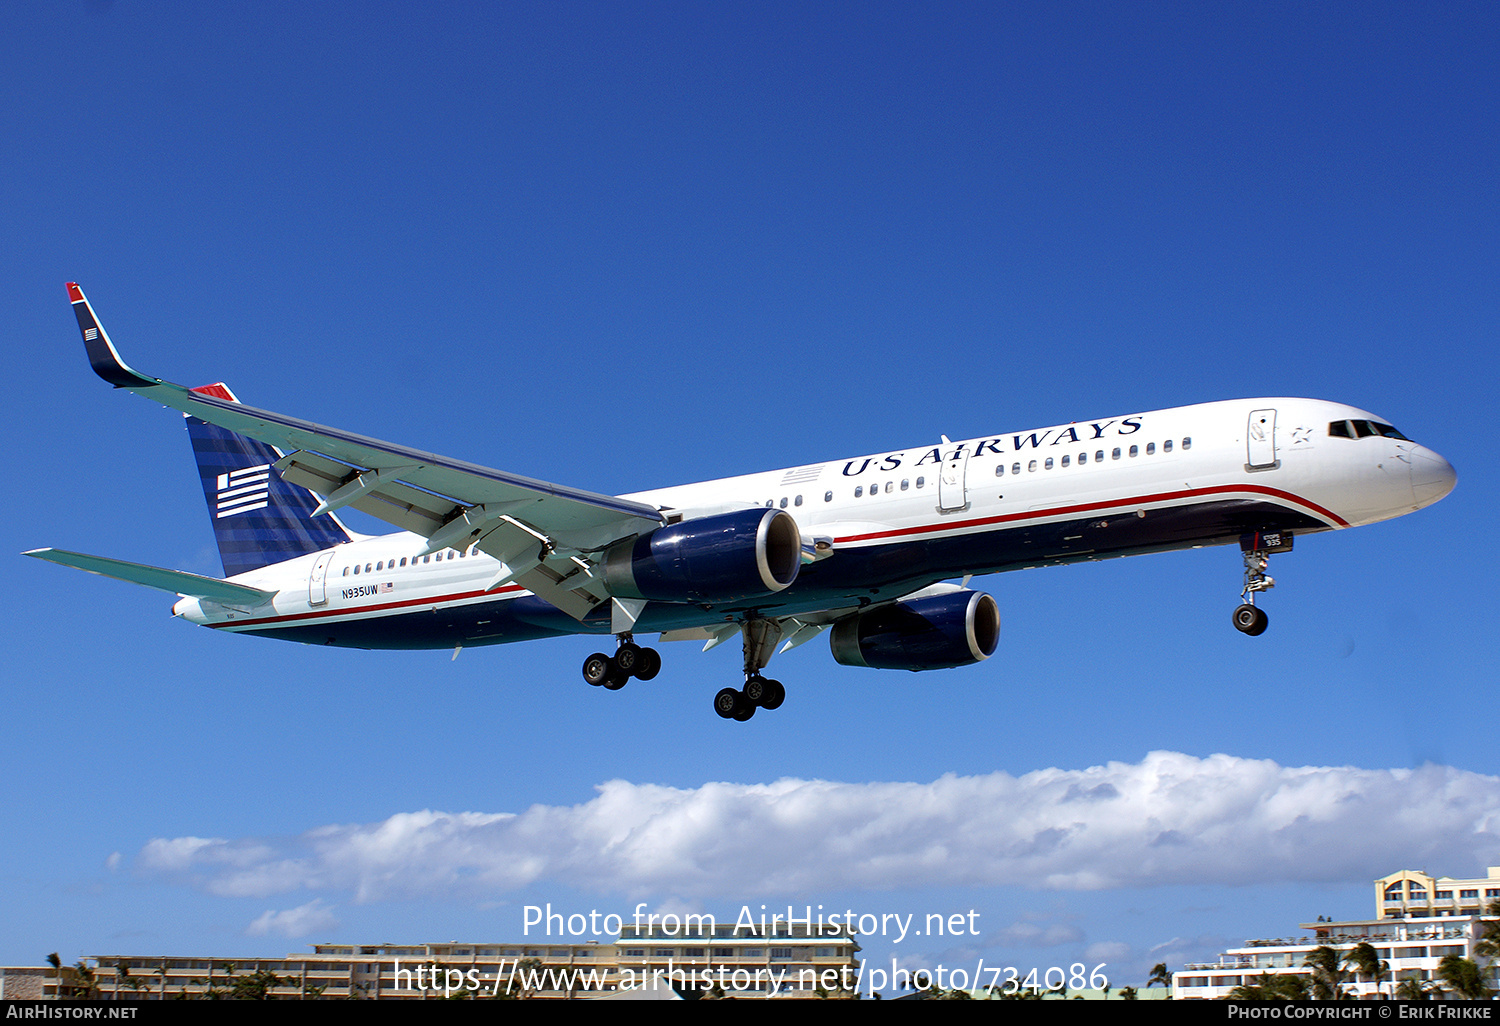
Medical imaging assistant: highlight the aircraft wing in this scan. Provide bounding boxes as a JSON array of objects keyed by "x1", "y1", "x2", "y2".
[{"x1": 67, "y1": 283, "x2": 664, "y2": 619}]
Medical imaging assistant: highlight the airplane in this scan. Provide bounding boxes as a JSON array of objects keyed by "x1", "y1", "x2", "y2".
[{"x1": 27, "y1": 284, "x2": 1457, "y2": 721}]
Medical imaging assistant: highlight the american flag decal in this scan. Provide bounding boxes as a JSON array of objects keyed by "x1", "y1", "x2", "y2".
[
  {"x1": 84, "y1": 327, "x2": 99, "y2": 341},
  {"x1": 378, "y1": 582, "x2": 394, "y2": 594},
  {"x1": 780, "y1": 464, "x2": 825, "y2": 485},
  {"x1": 215, "y1": 463, "x2": 271, "y2": 518}
]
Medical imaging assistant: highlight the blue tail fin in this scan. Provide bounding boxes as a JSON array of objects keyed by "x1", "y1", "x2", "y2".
[{"x1": 185, "y1": 383, "x2": 352, "y2": 577}]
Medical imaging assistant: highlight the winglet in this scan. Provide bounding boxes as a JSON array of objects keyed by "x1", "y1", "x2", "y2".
[{"x1": 66, "y1": 281, "x2": 157, "y2": 389}]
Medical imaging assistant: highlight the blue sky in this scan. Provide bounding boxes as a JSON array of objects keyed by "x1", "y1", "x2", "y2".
[{"x1": 3, "y1": 1, "x2": 1496, "y2": 991}]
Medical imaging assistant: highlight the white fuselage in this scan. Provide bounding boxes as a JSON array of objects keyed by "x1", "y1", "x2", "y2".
[{"x1": 174, "y1": 397, "x2": 1454, "y2": 646}]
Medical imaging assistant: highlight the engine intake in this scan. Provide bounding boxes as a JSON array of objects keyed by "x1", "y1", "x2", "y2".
[
  {"x1": 605, "y1": 507, "x2": 801, "y2": 604},
  {"x1": 830, "y1": 588, "x2": 1000, "y2": 670}
]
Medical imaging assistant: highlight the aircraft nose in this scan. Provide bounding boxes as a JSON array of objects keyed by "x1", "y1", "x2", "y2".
[{"x1": 1409, "y1": 447, "x2": 1457, "y2": 508}]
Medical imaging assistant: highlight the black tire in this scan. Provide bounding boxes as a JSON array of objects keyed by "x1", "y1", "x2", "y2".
[
  {"x1": 714, "y1": 687, "x2": 741, "y2": 719},
  {"x1": 614, "y1": 642, "x2": 642, "y2": 675},
  {"x1": 1232, "y1": 604, "x2": 1268, "y2": 636},
  {"x1": 602, "y1": 669, "x2": 627, "y2": 690},
  {"x1": 732, "y1": 695, "x2": 756, "y2": 721},
  {"x1": 582, "y1": 653, "x2": 612, "y2": 686},
  {"x1": 743, "y1": 675, "x2": 768, "y2": 705},
  {"x1": 634, "y1": 647, "x2": 662, "y2": 681},
  {"x1": 759, "y1": 678, "x2": 785, "y2": 711}
]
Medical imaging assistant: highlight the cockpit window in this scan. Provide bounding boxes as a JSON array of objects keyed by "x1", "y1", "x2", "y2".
[{"x1": 1331, "y1": 419, "x2": 1408, "y2": 440}]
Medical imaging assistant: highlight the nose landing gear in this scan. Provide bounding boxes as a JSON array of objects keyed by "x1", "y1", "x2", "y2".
[
  {"x1": 582, "y1": 633, "x2": 661, "y2": 690},
  {"x1": 1232, "y1": 532, "x2": 1290, "y2": 636}
]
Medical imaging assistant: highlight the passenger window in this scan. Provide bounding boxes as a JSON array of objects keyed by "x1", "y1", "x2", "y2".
[
  {"x1": 766, "y1": 499, "x2": 774, "y2": 507},
  {"x1": 1183, "y1": 437, "x2": 1191, "y2": 450},
  {"x1": 995, "y1": 464, "x2": 1004, "y2": 477},
  {"x1": 1112, "y1": 448, "x2": 1121, "y2": 460},
  {"x1": 1011, "y1": 463, "x2": 1021, "y2": 475},
  {"x1": 854, "y1": 486, "x2": 863, "y2": 497},
  {"x1": 1028, "y1": 460, "x2": 1037, "y2": 472},
  {"x1": 794, "y1": 495, "x2": 803, "y2": 506},
  {"x1": 824, "y1": 491, "x2": 833, "y2": 502},
  {"x1": 1163, "y1": 439, "x2": 1173, "y2": 452},
  {"x1": 1078, "y1": 452, "x2": 1087, "y2": 465},
  {"x1": 1044, "y1": 457, "x2": 1054, "y2": 470},
  {"x1": 423, "y1": 555, "x2": 430, "y2": 564},
  {"x1": 342, "y1": 567, "x2": 349, "y2": 577},
  {"x1": 779, "y1": 497, "x2": 788, "y2": 508},
  {"x1": 470, "y1": 546, "x2": 478, "y2": 556},
  {"x1": 1146, "y1": 442, "x2": 1155, "y2": 455},
  {"x1": 1096, "y1": 450, "x2": 1105, "y2": 462},
  {"x1": 366, "y1": 563, "x2": 373, "y2": 572},
  {"x1": 1061, "y1": 454, "x2": 1070, "y2": 467},
  {"x1": 400, "y1": 557, "x2": 407, "y2": 567},
  {"x1": 354, "y1": 564, "x2": 360, "y2": 575},
  {"x1": 916, "y1": 476, "x2": 925, "y2": 488},
  {"x1": 1129, "y1": 445, "x2": 1138, "y2": 457},
  {"x1": 901, "y1": 479, "x2": 909, "y2": 490},
  {"x1": 885, "y1": 482, "x2": 893, "y2": 494}
]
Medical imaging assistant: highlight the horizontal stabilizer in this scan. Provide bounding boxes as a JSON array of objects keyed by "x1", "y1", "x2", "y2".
[{"x1": 23, "y1": 548, "x2": 278, "y2": 605}]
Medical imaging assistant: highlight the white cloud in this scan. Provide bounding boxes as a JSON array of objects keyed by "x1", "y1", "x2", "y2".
[
  {"x1": 133, "y1": 752, "x2": 1500, "y2": 902},
  {"x1": 246, "y1": 899, "x2": 340, "y2": 938}
]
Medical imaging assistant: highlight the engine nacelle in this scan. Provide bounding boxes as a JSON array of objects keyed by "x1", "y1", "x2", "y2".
[
  {"x1": 830, "y1": 588, "x2": 1000, "y2": 670},
  {"x1": 604, "y1": 507, "x2": 801, "y2": 604}
]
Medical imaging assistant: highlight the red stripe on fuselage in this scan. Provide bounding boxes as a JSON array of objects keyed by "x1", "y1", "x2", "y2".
[
  {"x1": 834, "y1": 483, "x2": 1347, "y2": 544},
  {"x1": 207, "y1": 583, "x2": 526, "y2": 630},
  {"x1": 209, "y1": 484, "x2": 1343, "y2": 631}
]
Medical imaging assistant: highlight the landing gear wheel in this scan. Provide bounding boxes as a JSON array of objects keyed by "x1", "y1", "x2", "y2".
[
  {"x1": 582, "y1": 653, "x2": 613, "y2": 686},
  {"x1": 743, "y1": 675, "x2": 769, "y2": 705},
  {"x1": 614, "y1": 642, "x2": 642, "y2": 675},
  {"x1": 634, "y1": 647, "x2": 662, "y2": 681},
  {"x1": 1232, "y1": 604, "x2": 1269, "y2": 636},
  {"x1": 602, "y1": 669, "x2": 628, "y2": 690},
  {"x1": 758, "y1": 678, "x2": 785, "y2": 710},
  {"x1": 714, "y1": 687, "x2": 742, "y2": 720},
  {"x1": 732, "y1": 697, "x2": 756, "y2": 721}
]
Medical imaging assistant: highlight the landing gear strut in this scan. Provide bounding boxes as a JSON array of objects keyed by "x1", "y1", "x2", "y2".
[
  {"x1": 582, "y1": 633, "x2": 661, "y2": 690},
  {"x1": 1232, "y1": 532, "x2": 1289, "y2": 636},
  {"x1": 713, "y1": 619, "x2": 787, "y2": 721}
]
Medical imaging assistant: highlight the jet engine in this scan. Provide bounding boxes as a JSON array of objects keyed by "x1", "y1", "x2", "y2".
[
  {"x1": 829, "y1": 587, "x2": 1000, "y2": 670},
  {"x1": 604, "y1": 507, "x2": 801, "y2": 604}
]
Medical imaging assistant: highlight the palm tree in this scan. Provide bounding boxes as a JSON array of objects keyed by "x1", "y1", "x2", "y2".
[
  {"x1": 1343, "y1": 941, "x2": 1388, "y2": 999},
  {"x1": 1476, "y1": 898, "x2": 1500, "y2": 967},
  {"x1": 1302, "y1": 946, "x2": 1347, "y2": 1000},
  {"x1": 1227, "y1": 973, "x2": 1309, "y2": 1001},
  {"x1": 1394, "y1": 978, "x2": 1431, "y2": 1000},
  {"x1": 1435, "y1": 955, "x2": 1490, "y2": 1000},
  {"x1": 1147, "y1": 962, "x2": 1171, "y2": 993}
]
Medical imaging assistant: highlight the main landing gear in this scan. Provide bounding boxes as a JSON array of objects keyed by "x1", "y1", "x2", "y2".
[
  {"x1": 582, "y1": 634, "x2": 661, "y2": 691},
  {"x1": 714, "y1": 619, "x2": 787, "y2": 722},
  {"x1": 1232, "y1": 532, "x2": 1289, "y2": 637}
]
